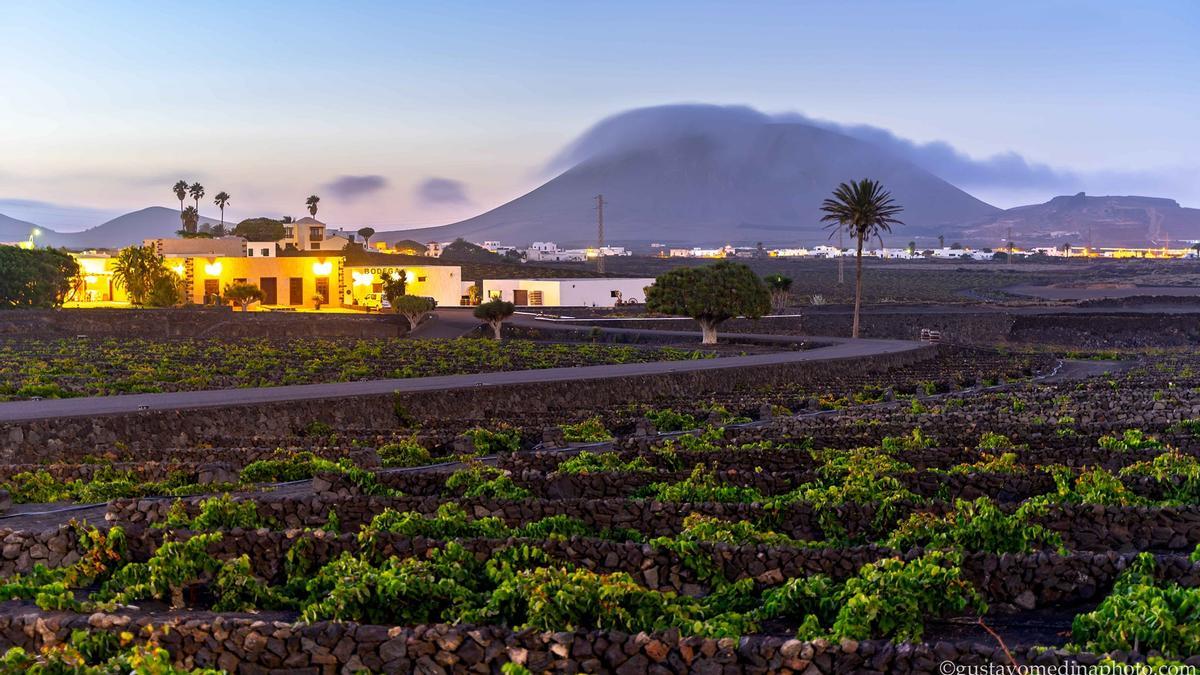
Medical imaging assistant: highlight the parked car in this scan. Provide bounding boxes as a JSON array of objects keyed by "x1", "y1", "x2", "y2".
[{"x1": 361, "y1": 293, "x2": 391, "y2": 311}]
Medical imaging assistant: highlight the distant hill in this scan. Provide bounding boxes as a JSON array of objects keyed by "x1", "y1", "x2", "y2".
[
  {"x1": 960, "y1": 193, "x2": 1200, "y2": 248},
  {"x1": 0, "y1": 212, "x2": 49, "y2": 243},
  {"x1": 36, "y1": 207, "x2": 222, "y2": 248},
  {"x1": 381, "y1": 105, "x2": 1000, "y2": 247}
]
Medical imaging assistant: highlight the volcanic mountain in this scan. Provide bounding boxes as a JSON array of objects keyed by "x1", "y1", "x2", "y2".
[
  {"x1": 385, "y1": 105, "x2": 1001, "y2": 247},
  {"x1": 15, "y1": 207, "x2": 222, "y2": 249},
  {"x1": 959, "y1": 193, "x2": 1200, "y2": 249}
]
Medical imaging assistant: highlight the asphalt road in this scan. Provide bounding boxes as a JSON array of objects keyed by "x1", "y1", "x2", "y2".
[{"x1": 0, "y1": 331, "x2": 924, "y2": 423}]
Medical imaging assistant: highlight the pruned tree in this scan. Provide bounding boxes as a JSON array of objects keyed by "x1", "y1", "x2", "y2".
[
  {"x1": 645, "y1": 261, "x2": 770, "y2": 344},
  {"x1": 357, "y1": 227, "x2": 376, "y2": 248},
  {"x1": 224, "y1": 281, "x2": 264, "y2": 311},
  {"x1": 474, "y1": 299, "x2": 515, "y2": 340},
  {"x1": 763, "y1": 273, "x2": 793, "y2": 312},
  {"x1": 393, "y1": 295, "x2": 437, "y2": 331}
]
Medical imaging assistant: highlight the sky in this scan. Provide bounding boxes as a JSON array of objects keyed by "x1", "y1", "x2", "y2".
[{"x1": 1, "y1": 0, "x2": 1197, "y2": 231}]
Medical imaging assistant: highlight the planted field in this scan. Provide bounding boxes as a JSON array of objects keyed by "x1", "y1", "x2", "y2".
[
  {"x1": 0, "y1": 337, "x2": 710, "y2": 400},
  {"x1": 4, "y1": 347, "x2": 1200, "y2": 672}
]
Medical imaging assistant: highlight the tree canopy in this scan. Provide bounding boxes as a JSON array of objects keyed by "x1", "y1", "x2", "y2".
[
  {"x1": 232, "y1": 218, "x2": 286, "y2": 242},
  {"x1": 440, "y1": 238, "x2": 500, "y2": 262},
  {"x1": 393, "y1": 295, "x2": 438, "y2": 330},
  {"x1": 223, "y1": 282, "x2": 264, "y2": 311},
  {"x1": 0, "y1": 246, "x2": 80, "y2": 309},
  {"x1": 474, "y1": 299, "x2": 516, "y2": 339},
  {"x1": 645, "y1": 261, "x2": 770, "y2": 344}
]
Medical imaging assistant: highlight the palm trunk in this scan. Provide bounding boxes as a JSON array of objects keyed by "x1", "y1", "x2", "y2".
[{"x1": 852, "y1": 234, "x2": 864, "y2": 338}]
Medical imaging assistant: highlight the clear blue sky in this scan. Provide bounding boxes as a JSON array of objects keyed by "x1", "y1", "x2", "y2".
[{"x1": 2, "y1": 0, "x2": 1197, "y2": 230}]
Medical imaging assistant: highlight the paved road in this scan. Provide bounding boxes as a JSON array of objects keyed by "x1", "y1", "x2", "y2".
[{"x1": 0, "y1": 333, "x2": 924, "y2": 423}]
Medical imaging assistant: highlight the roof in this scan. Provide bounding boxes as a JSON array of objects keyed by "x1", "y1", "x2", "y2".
[{"x1": 292, "y1": 217, "x2": 323, "y2": 226}]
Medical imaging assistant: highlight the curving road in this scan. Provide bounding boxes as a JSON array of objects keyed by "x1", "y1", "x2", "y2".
[{"x1": 0, "y1": 315, "x2": 925, "y2": 423}]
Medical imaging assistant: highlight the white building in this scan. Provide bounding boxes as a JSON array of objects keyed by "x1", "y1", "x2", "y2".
[
  {"x1": 526, "y1": 242, "x2": 588, "y2": 262},
  {"x1": 244, "y1": 242, "x2": 278, "y2": 257},
  {"x1": 482, "y1": 278, "x2": 655, "y2": 307}
]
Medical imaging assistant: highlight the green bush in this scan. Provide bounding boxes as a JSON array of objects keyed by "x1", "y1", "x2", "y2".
[
  {"x1": 556, "y1": 451, "x2": 654, "y2": 475},
  {"x1": 378, "y1": 438, "x2": 434, "y2": 468},
  {"x1": 1069, "y1": 553, "x2": 1200, "y2": 658},
  {"x1": 560, "y1": 417, "x2": 614, "y2": 442}
]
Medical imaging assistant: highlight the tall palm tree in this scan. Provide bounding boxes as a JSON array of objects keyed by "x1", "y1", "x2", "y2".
[
  {"x1": 306, "y1": 195, "x2": 320, "y2": 219},
  {"x1": 172, "y1": 181, "x2": 188, "y2": 212},
  {"x1": 189, "y1": 183, "x2": 205, "y2": 214},
  {"x1": 819, "y1": 179, "x2": 904, "y2": 338},
  {"x1": 213, "y1": 192, "x2": 231, "y2": 229}
]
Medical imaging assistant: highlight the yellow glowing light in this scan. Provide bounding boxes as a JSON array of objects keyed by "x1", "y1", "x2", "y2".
[
  {"x1": 83, "y1": 275, "x2": 97, "y2": 284},
  {"x1": 405, "y1": 271, "x2": 416, "y2": 283},
  {"x1": 389, "y1": 272, "x2": 401, "y2": 280},
  {"x1": 312, "y1": 261, "x2": 333, "y2": 276},
  {"x1": 78, "y1": 258, "x2": 108, "y2": 274},
  {"x1": 352, "y1": 271, "x2": 374, "y2": 286},
  {"x1": 171, "y1": 264, "x2": 185, "y2": 276},
  {"x1": 203, "y1": 261, "x2": 222, "y2": 276}
]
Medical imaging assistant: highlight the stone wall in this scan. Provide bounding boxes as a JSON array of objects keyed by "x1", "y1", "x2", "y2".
[
  {"x1": 0, "y1": 609, "x2": 1163, "y2": 675},
  {"x1": 0, "y1": 307, "x2": 406, "y2": 339},
  {"x1": 0, "y1": 344, "x2": 936, "y2": 461}
]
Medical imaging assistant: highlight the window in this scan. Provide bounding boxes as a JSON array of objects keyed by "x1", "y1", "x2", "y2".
[
  {"x1": 489, "y1": 290, "x2": 502, "y2": 300},
  {"x1": 260, "y1": 248, "x2": 270, "y2": 257},
  {"x1": 417, "y1": 276, "x2": 426, "y2": 282},
  {"x1": 282, "y1": 226, "x2": 294, "y2": 239},
  {"x1": 610, "y1": 290, "x2": 620, "y2": 297},
  {"x1": 310, "y1": 242, "x2": 319, "y2": 250},
  {"x1": 309, "y1": 227, "x2": 324, "y2": 241},
  {"x1": 247, "y1": 249, "x2": 254, "y2": 256}
]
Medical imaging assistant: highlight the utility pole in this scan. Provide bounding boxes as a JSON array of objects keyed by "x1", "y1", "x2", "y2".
[
  {"x1": 595, "y1": 194, "x2": 606, "y2": 274},
  {"x1": 1007, "y1": 227, "x2": 1014, "y2": 266}
]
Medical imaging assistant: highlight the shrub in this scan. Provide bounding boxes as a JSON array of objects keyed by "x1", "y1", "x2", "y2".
[
  {"x1": 378, "y1": 438, "x2": 434, "y2": 468},
  {"x1": 645, "y1": 408, "x2": 700, "y2": 433},
  {"x1": 445, "y1": 463, "x2": 531, "y2": 499},
  {"x1": 1069, "y1": 553, "x2": 1200, "y2": 658},
  {"x1": 556, "y1": 451, "x2": 654, "y2": 475},
  {"x1": 759, "y1": 551, "x2": 985, "y2": 642},
  {"x1": 638, "y1": 465, "x2": 766, "y2": 504},
  {"x1": 560, "y1": 417, "x2": 613, "y2": 442},
  {"x1": 884, "y1": 497, "x2": 1064, "y2": 553}
]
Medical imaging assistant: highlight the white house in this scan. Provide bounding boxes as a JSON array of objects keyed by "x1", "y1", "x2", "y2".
[
  {"x1": 280, "y1": 217, "x2": 349, "y2": 252},
  {"x1": 526, "y1": 242, "x2": 588, "y2": 262},
  {"x1": 482, "y1": 278, "x2": 655, "y2": 307}
]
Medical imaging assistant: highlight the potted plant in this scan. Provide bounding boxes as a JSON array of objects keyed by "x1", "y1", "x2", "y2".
[{"x1": 312, "y1": 294, "x2": 326, "y2": 311}]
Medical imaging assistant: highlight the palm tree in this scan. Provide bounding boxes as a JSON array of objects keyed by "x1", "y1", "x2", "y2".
[
  {"x1": 188, "y1": 183, "x2": 205, "y2": 214},
  {"x1": 213, "y1": 192, "x2": 231, "y2": 229},
  {"x1": 172, "y1": 181, "x2": 188, "y2": 212},
  {"x1": 111, "y1": 245, "x2": 161, "y2": 305},
  {"x1": 179, "y1": 206, "x2": 200, "y2": 235},
  {"x1": 306, "y1": 195, "x2": 320, "y2": 219},
  {"x1": 819, "y1": 179, "x2": 904, "y2": 338}
]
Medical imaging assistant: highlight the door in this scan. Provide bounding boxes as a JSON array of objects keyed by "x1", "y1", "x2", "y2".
[
  {"x1": 513, "y1": 289, "x2": 528, "y2": 305},
  {"x1": 314, "y1": 278, "x2": 330, "y2": 304},
  {"x1": 203, "y1": 279, "x2": 219, "y2": 303},
  {"x1": 260, "y1": 277, "x2": 277, "y2": 305},
  {"x1": 289, "y1": 278, "x2": 304, "y2": 305}
]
